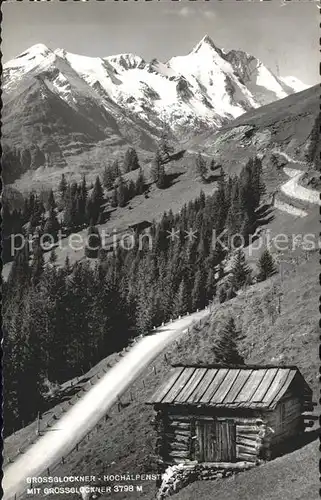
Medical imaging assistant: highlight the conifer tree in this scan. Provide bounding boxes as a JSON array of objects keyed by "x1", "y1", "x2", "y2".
[
  {"x1": 240, "y1": 212, "x2": 251, "y2": 244},
  {"x1": 10, "y1": 291, "x2": 46, "y2": 426},
  {"x1": 29, "y1": 197, "x2": 45, "y2": 229},
  {"x1": 92, "y1": 175, "x2": 104, "y2": 206},
  {"x1": 226, "y1": 286, "x2": 237, "y2": 301},
  {"x1": 3, "y1": 332, "x2": 20, "y2": 433},
  {"x1": 47, "y1": 189, "x2": 56, "y2": 210},
  {"x1": 85, "y1": 197, "x2": 94, "y2": 224},
  {"x1": 80, "y1": 175, "x2": 88, "y2": 202},
  {"x1": 157, "y1": 163, "x2": 166, "y2": 189},
  {"x1": 135, "y1": 167, "x2": 146, "y2": 195},
  {"x1": 64, "y1": 255, "x2": 72, "y2": 275},
  {"x1": 63, "y1": 186, "x2": 77, "y2": 230},
  {"x1": 123, "y1": 147, "x2": 140, "y2": 173},
  {"x1": 49, "y1": 248, "x2": 58, "y2": 264},
  {"x1": 210, "y1": 158, "x2": 220, "y2": 172},
  {"x1": 151, "y1": 150, "x2": 163, "y2": 185},
  {"x1": 31, "y1": 239, "x2": 45, "y2": 285},
  {"x1": 85, "y1": 226, "x2": 102, "y2": 258},
  {"x1": 196, "y1": 153, "x2": 208, "y2": 182},
  {"x1": 44, "y1": 208, "x2": 60, "y2": 242},
  {"x1": 205, "y1": 267, "x2": 216, "y2": 301},
  {"x1": 213, "y1": 317, "x2": 245, "y2": 365},
  {"x1": 218, "y1": 286, "x2": 227, "y2": 304},
  {"x1": 97, "y1": 211, "x2": 105, "y2": 225},
  {"x1": 128, "y1": 179, "x2": 136, "y2": 200},
  {"x1": 252, "y1": 156, "x2": 266, "y2": 205},
  {"x1": 257, "y1": 248, "x2": 277, "y2": 282},
  {"x1": 89, "y1": 176, "x2": 104, "y2": 224},
  {"x1": 111, "y1": 186, "x2": 118, "y2": 207},
  {"x1": 111, "y1": 159, "x2": 120, "y2": 179},
  {"x1": 191, "y1": 268, "x2": 206, "y2": 311},
  {"x1": 214, "y1": 168, "x2": 228, "y2": 234},
  {"x1": 239, "y1": 157, "x2": 265, "y2": 222},
  {"x1": 159, "y1": 118, "x2": 174, "y2": 162},
  {"x1": 151, "y1": 150, "x2": 166, "y2": 189},
  {"x1": 6, "y1": 243, "x2": 30, "y2": 301},
  {"x1": 116, "y1": 174, "x2": 128, "y2": 207},
  {"x1": 229, "y1": 249, "x2": 251, "y2": 291},
  {"x1": 103, "y1": 165, "x2": 115, "y2": 190},
  {"x1": 136, "y1": 290, "x2": 154, "y2": 334},
  {"x1": 41, "y1": 265, "x2": 69, "y2": 381},
  {"x1": 226, "y1": 179, "x2": 243, "y2": 243},
  {"x1": 59, "y1": 173, "x2": 68, "y2": 199},
  {"x1": 173, "y1": 279, "x2": 189, "y2": 317}
]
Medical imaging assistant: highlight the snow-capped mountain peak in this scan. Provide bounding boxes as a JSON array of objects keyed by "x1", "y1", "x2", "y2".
[
  {"x1": 3, "y1": 37, "x2": 310, "y2": 154},
  {"x1": 19, "y1": 43, "x2": 51, "y2": 58},
  {"x1": 192, "y1": 35, "x2": 219, "y2": 54},
  {"x1": 3, "y1": 43, "x2": 57, "y2": 92},
  {"x1": 4, "y1": 43, "x2": 54, "y2": 70}
]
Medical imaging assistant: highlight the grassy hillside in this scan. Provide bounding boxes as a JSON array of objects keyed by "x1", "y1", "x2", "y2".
[
  {"x1": 11, "y1": 142, "x2": 153, "y2": 194},
  {"x1": 170, "y1": 252, "x2": 319, "y2": 396},
  {"x1": 9, "y1": 84, "x2": 318, "y2": 195},
  {"x1": 3, "y1": 152, "x2": 217, "y2": 278},
  {"x1": 18, "y1": 251, "x2": 319, "y2": 500},
  {"x1": 174, "y1": 440, "x2": 318, "y2": 500},
  {"x1": 188, "y1": 85, "x2": 318, "y2": 178}
]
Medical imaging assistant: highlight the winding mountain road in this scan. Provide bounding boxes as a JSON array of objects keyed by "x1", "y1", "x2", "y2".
[
  {"x1": 271, "y1": 152, "x2": 319, "y2": 217},
  {"x1": 274, "y1": 198, "x2": 308, "y2": 218},
  {"x1": 3, "y1": 309, "x2": 210, "y2": 500},
  {"x1": 281, "y1": 167, "x2": 319, "y2": 205}
]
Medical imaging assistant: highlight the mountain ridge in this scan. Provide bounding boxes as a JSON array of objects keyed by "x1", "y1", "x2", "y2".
[{"x1": 3, "y1": 36, "x2": 309, "y2": 185}]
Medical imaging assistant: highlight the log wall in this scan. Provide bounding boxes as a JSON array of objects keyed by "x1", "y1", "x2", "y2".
[
  {"x1": 156, "y1": 409, "x2": 266, "y2": 464},
  {"x1": 235, "y1": 421, "x2": 265, "y2": 462},
  {"x1": 154, "y1": 395, "x2": 306, "y2": 466},
  {"x1": 164, "y1": 413, "x2": 192, "y2": 462},
  {"x1": 264, "y1": 397, "x2": 303, "y2": 452}
]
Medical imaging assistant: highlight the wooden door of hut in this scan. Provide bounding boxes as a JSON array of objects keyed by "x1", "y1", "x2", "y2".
[{"x1": 195, "y1": 419, "x2": 236, "y2": 462}]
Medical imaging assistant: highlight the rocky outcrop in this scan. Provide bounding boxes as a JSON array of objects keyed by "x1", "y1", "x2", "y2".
[{"x1": 156, "y1": 461, "x2": 256, "y2": 499}]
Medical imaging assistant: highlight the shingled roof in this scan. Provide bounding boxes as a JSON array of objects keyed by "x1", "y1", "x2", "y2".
[{"x1": 147, "y1": 365, "x2": 309, "y2": 410}]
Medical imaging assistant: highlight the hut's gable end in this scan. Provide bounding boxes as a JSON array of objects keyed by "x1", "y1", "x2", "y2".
[
  {"x1": 266, "y1": 397, "x2": 302, "y2": 442},
  {"x1": 264, "y1": 375, "x2": 309, "y2": 448}
]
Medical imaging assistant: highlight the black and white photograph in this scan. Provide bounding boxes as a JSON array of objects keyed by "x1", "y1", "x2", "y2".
[{"x1": 1, "y1": 1, "x2": 320, "y2": 499}]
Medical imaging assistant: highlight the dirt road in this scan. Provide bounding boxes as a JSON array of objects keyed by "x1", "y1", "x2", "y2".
[
  {"x1": 281, "y1": 167, "x2": 319, "y2": 205},
  {"x1": 3, "y1": 309, "x2": 210, "y2": 500}
]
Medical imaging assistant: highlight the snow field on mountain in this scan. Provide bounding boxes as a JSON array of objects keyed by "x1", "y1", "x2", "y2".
[
  {"x1": 169, "y1": 41, "x2": 255, "y2": 118},
  {"x1": 280, "y1": 76, "x2": 310, "y2": 92},
  {"x1": 4, "y1": 36, "x2": 307, "y2": 137},
  {"x1": 256, "y1": 64, "x2": 288, "y2": 100}
]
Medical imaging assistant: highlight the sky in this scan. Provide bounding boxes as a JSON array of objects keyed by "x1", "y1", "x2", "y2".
[{"x1": 2, "y1": 0, "x2": 319, "y2": 86}]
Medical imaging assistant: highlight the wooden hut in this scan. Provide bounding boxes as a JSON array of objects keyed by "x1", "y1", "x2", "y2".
[
  {"x1": 147, "y1": 364, "x2": 313, "y2": 466},
  {"x1": 128, "y1": 220, "x2": 151, "y2": 232}
]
